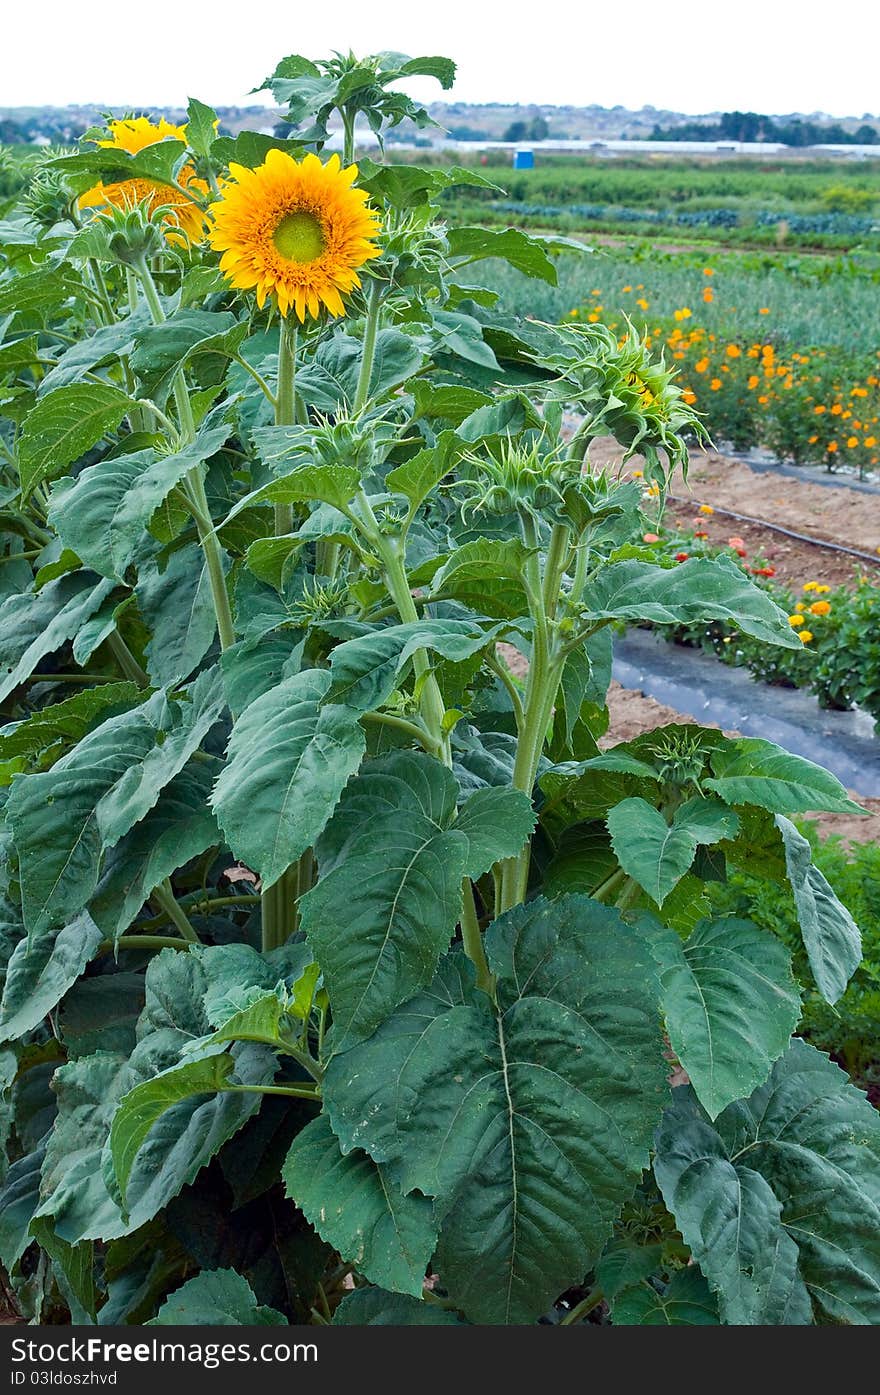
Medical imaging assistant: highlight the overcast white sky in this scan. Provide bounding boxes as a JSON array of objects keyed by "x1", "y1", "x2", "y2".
[{"x1": 3, "y1": 0, "x2": 879, "y2": 116}]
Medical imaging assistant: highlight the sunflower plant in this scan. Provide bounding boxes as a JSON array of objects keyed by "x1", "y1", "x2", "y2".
[{"x1": 0, "y1": 50, "x2": 878, "y2": 1330}]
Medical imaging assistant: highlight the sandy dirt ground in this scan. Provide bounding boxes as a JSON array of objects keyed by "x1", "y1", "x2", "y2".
[{"x1": 586, "y1": 439, "x2": 880, "y2": 591}]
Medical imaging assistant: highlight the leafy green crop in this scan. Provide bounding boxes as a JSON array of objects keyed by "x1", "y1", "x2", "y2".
[{"x1": 0, "y1": 48, "x2": 877, "y2": 1328}]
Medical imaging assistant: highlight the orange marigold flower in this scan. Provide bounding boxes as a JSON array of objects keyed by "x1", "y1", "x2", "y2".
[
  {"x1": 814, "y1": 405, "x2": 826, "y2": 414},
  {"x1": 827, "y1": 441, "x2": 838, "y2": 452},
  {"x1": 695, "y1": 357, "x2": 710, "y2": 374},
  {"x1": 726, "y1": 345, "x2": 741, "y2": 358},
  {"x1": 758, "y1": 307, "x2": 770, "y2": 315},
  {"x1": 830, "y1": 403, "x2": 843, "y2": 415},
  {"x1": 747, "y1": 375, "x2": 760, "y2": 390},
  {"x1": 682, "y1": 388, "x2": 696, "y2": 404},
  {"x1": 847, "y1": 436, "x2": 860, "y2": 448},
  {"x1": 699, "y1": 504, "x2": 714, "y2": 515},
  {"x1": 710, "y1": 378, "x2": 722, "y2": 391},
  {"x1": 703, "y1": 267, "x2": 714, "y2": 276},
  {"x1": 636, "y1": 298, "x2": 649, "y2": 310},
  {"x1": 788, "y1": 614, "x2": 805, "y2": 627},
  {"x1": 702, "y1": 287, "x2": 714, "y2": 303},
  {"x1": 809, "y1": 600, "x2": 831, "y2": 615}
]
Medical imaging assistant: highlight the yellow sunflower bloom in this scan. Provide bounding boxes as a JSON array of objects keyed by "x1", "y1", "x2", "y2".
[
  {"x1": 208, "y1": 150, "x2": 381, "y2": 321},
  {"x1": 78, "y1": 117, "x2": 210, "y2": 243}
]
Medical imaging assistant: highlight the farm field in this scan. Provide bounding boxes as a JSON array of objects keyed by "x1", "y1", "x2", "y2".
[
  {"x1": 445, "y1": 152, "x2": 880, "y2": 249},
  {"x1": 0, "y1": 46, "x2": 880, "y2": 1335}
]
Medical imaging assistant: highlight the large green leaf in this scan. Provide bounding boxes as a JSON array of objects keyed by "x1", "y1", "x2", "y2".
[
  {"x1": 0, "y1": 573, "x2": 116, "y2": 705},
  {"x1": 211, "y1": 668, "x2": 365, "y2": 890},
  {"x1": 110, "y1": 1051, "x2": 236, "y2": 1207},
  {"x1": 706, "y1": 737, "x2": 863, "y2": 814},
  {"x1": 0, "y1": 265, "x2": 84, "y2": 320},
  {"x1": 613, "y1": 1268, "x2": 719, "y2": 1325},
  {"x1": 137, "y1": 543, "x2": 227, "y2": 686},
  {"x1": 0, "y1": 1141, "x2": 46, "y2": 1270},
  {"x1": 130, "y1": 311, "x2": 248, "y2": 402},
  {"x1": 302, "y1": 752, "x2": 534, "y2": 1050},
  {"x1": 647, "y1": 917, "x2": 800, "y2": 1118},
  {"x1": 327, "y1": 619, "x2": 504, "y2": 712},
  {"x1": 8, "y1": 672, "x2": 224, "y2": 936},
  {"x1": 0, "y1": 681, "x2": 142, "y2": 778},
  {"x1": 33, "y1": 1052, "x2": 134, "y2": 1243},
  {"x1": 294, "y1": 328, "x2": 423, "y2": 411},
  {"x1": 90, "y1": 760, "x2": 219, "y2": 941},
  {"x1": 0, "y1": 912, "x2": 103, "y2": 1042},
  {"x1": 333, "y1": 1287, "x2": 462, "y2": 1325},
  {"x1": 283, "y1": 1114, "x2": 437, "y2": 1297},
  {"x1": 606, "y1": 796, "x2": 738, "y2": 906},
  {"x1": 447, "y1": 225, "x2": 585, "y2": 284},
  {"x1": 776, "y1": 815, "x2": 862, "y2": 1003},
  {"x1": 385, "y1": 432, "x2": 462, "y2": 511},
  {"x1": 49, "y1": 420, "x2": 230, "y2": 581},
  {"x1": 224, "y1": 448, "x2": 360, "y2": 519},
  {"x1": 582, "y1": 556, "x2": 802, "y2": 648},
  {"x1": 325, "y1": 896, "x2": 667, "y2": 1324},
  {"x1": 37, "y1": 309, "x2": 151, "y2": 397},
  {"x1": 431, "y1": 538, "x2": 531, "y2": 620},
  {"x1": 148, "y1": 1269, "x2": 288, "y2": 1326},
  {"x1": 18, "y1": 383, "x2": 134, "y2": 499},
  {"x1": 654, "y1": 1039, "x2": 880, "y2": 1324},
  {"x1": 36, "y1": 949, "x2": 277, "y2": 1242}
]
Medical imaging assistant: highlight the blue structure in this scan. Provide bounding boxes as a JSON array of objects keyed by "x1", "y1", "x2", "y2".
[{"x1": 513, "y1": 149, "x2": 534, "y2": 169}]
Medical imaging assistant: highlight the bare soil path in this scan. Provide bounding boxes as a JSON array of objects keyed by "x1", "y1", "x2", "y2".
[{"x1": 587, "y1": 440, "x2": 880, "y2": 591}]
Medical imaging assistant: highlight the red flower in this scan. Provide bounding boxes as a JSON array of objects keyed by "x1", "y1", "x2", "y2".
[{"x1": 675, "y1": 552, "x2": 689, "y2": 562}]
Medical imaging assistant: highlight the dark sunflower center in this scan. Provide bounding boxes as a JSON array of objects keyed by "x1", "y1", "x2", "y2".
[{"x1": 273, "y1": 210, "x2": 326, "y2": 264}]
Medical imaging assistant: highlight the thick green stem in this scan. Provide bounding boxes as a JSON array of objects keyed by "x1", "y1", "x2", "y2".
[
  {"x1": 352, "y1": 277, "x2": 382, "y2": 414},
  {"x1": 274, "y1": 316, "x2": 298, "y2": 535},
  {"x1": 225, "y1": 1084, "x2": 320, "y2": 1102},
  {"x1": 134, "y1": 257, "x2": 235, "y2": 653},
  {"x1": 380, "y1": 539, "x2": 451, "y2": 765},
  {"x1": 542, "y1": 522, "x2": 572, "y2": 618},
  {"x1": 96, "y1": 935, "x2": 193, "y2": 957},
  {"x1": 105, "y1": 630, "x2": 150, "y2": 688},
  {"x1": 261, "y1": 865, "x2": 300, "y2": 953},
  {"x1": 460, "y1": 880, "x2": 494, "y2": 998},
  {"x1": 361, "y1": 709, "x2": 439, "y2": 755},
  {"x1": 151, "y1": 881, "x2": 201, "y2": 943},
  {"x1": 498, "y1": 513, "x2": 567, "y2": 912},
  {"x1": 560, "y1": 1287, "x2": 604, "y2": 1325},
  {"x1": 341, "y1": 108, "x2": 357, "y2": 167}
]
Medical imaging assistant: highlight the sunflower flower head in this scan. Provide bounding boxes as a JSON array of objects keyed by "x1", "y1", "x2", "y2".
[
  {"x1": 208, "y1": 150, "x2": 381, "y2": 321},
  {"x1": 78, "y1": 117, "x2": 210, "y2": 244},
  {"x1": 549, "y1": 322, "x2": 709, "y2": 487}
]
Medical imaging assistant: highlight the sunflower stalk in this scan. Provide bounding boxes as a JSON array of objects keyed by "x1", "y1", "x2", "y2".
[
  {"x1": 274, "y1": 316, "x2": 298, "y2": 534},
  {"x1": 498, "y1": 513, "x2": 572, "y2": 912},
  {"x1": 132, "y1": 255, "x2": 235, "y2": 653},
  {"x1": 353, "y1": 276, "x2": 383, "y2": 414}
]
